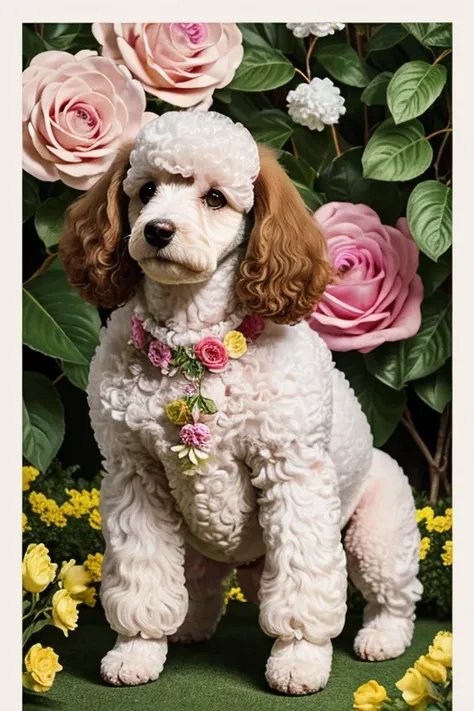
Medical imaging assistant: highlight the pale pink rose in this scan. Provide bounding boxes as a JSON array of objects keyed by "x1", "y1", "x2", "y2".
[
  {"x1": 179, "y1": 423, "x2": 212, "y2": 450},
  {"x1": 308, "y1": 202, "x2": 423, "y2": 353},
  {"x1": 92, "y1": 23, "x2": 243, "y2": 108},
  {"x1": 22, "y1": 50, "x2": 154, "y2": 189},
  {"x1": 194, "y1": 336, "x2": 229, "y2": 373},
  {"x1": 237, "y1": 314, "x2": 265, "y2": 341}
]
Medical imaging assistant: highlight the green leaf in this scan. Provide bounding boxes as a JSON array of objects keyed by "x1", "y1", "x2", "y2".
[
  {"x1": 22, "y1": 26, "x2": 49, "y2": 60},
  {"x1": 62, "y1": 361, "x2": 90, "y2": 391},
  {"x1": 213, "y1": 88, "x2": 232, "y2": 104},
  {"x1": 292, "y1": 125, "x2": 337, "y2": 176},
  {"x1": 387, "y1": 61, "x2": 447, "y2": 124},
  {"x1": 260, "y1": 23, "x2": 295, "y2": 54},
  {"x1": 320, "y1": 147, "x2": 401, "y2": 225},
  {"x1": 364, "y1": 342, "x2": 406, "y2": 390},
  {"x1": 23, "y1": 258, "x2": 101, "y2": 365},
  {"x1": 228, "y1": 44, "x2": 295, "y2": 92},
  {"x1": 34, "y1": 190, "x2": 81, "y2": 248},
  {"x1": 23, "y1": 372, "x2": 65, "y2": 472},
  {"x1": 414, "y1": 362, "x2": 451, "y2": 413},
  {"x1": 361, "y1": 72, "x2": 393, "y2": 105},
  {"x1": 23, "y1": 174, "x2": 40, "y2": 223},
  {"x1": 23, "y1": 599, "x2": 31, "y2": 613},
  {"x1": 278, "y1": 151, "x2": 315, "y2": 187},
  {"x1": 366, "y1": 24, "x2": 409, "y2": 52},
  {"x1": 199, "y1": 396, "x2": 218, "y2": 415},
  {"x1": 334, "y1": 352, "x2": 406, "y2": 446},
  {"x1": 407, "y1": 181, "x2": 452, "y2": 261},
  {"x1": 43, "y1": 23, "x2": 81, "y2": 50},
  {"x1": 315, "y1": 43, "x2": 370, "y2": 88},
  {"x1": 238, "y1": 24, "x2": 272, "y2": 49},
  {"x1": 403, "y1": 23, "x2": 452, "y2": 48},
  {"x1": 362, "y1": 117, "x2": 433, "y2": 181},
  {"x1": 417, "y1": 250, "x2": 451, "y2": 296},
  {"x1": 292, "y1": 181, "x2": 325, "y2": 212},
  {"x1": 23, "y1": 618, "x2": 53, "y2": 646},
  {"x1": 245, "y1": 109, "x2": 293, "y2": 149}
]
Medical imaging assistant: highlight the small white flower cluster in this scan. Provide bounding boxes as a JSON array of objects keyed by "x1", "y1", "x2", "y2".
[
  {"x1": 286, "y1": 23, "x2": 345, "y2": 39},
  {"x1": 287, "y1": 78, "x2": 346, "y2": 132}
]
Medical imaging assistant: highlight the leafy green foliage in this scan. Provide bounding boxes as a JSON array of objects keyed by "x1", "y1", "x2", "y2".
[
  {"x1": 245, "y1": 109, "x2": 293, "y2": 148},
  {"x1": 228, "y1": 42, "x2": 294, "y2": 92},
  {"x1": 315, "y1": 43, "x2": 370, "y2": 88},
  {"x1": 366, "y1": 24, "x2": 409, "y2": 52},
  {"x1": 362, "y1": 118, "x2": 433, "y2": 181},
  {"x1": 407, "y1": 181, "x2": 452, "y2": 261},
  {"x1": 23, "y1": 372, "x2": 65, "y2": 472},
  {"x1": 387, "y1": 61, "x2": 447, "y2": 124},
  {"x1": 361, "y1": 72, "x2": 392, "y2": 105},
  {"x1": 402, "y1": 23, "x2": 452, "y2": 49}
]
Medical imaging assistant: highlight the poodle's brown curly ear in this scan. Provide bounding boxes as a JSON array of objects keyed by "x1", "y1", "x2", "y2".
[
  {"x1": 59, "y1": 143, "x2": 141, "y2": 309},
  {"x1": 236, "y1": 144, "x2": 334, "y2": 325}
]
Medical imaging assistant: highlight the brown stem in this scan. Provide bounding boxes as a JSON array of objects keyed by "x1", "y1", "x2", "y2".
[
  {"x1": 305, "y1": 36, "x2": 318, "y2": 81},
  {"x1": 23, "y1": 254, "x2": 56, "y2": 285},
  {"x1": 34, "y1": 24, "x2": 44, "y2": 37},
  {"x1": 425, "y1": 128, "x2": 453, "y2": 141},
  {"x1": 432, "y1": 49, "x2": 452, "y2": 66},
  {"x1": 363, "y1": 105, "x2": 370, "y2": 145},
  {"x1": 330, "y1": 124, "x2": 342, "y2": 157},
  {"x1": 434, "y1": 130, "x2": 452, "y2": 180},
  {"x1": 401, "y1": 413, "x2": 435, "y2": 471},
  {"x1": 345, "y1": 24, "x2": 352, "y2": 45},
  {"x1": 52, "y1": 373, "x2": 66, "y2": 386},
  {"x1": 290, "y1": 136, "x2": 299, "y2": 159},
  {"x1": 355, "y1": 30, "x2": 365, "y2": 60},
  {"x1": 429, "y1": 405, "x2": 451, "y2": 505},
  {"x1": 294, "y1": 66, "x2": 310, "y2": 83}
]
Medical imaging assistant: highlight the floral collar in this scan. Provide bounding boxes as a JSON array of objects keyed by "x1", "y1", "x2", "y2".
[{"x1": 130, "y1": 311, "x2": 265, "y2": 474}]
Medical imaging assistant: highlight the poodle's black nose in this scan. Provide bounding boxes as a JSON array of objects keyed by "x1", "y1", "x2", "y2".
[{"x1": 144, "y1": 219, "x2": 176, "y2": 249}]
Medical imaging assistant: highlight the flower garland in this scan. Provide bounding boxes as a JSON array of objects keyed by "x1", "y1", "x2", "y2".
[{"x1": 130, "y1": 313, "x2": 265, "y2": 474}]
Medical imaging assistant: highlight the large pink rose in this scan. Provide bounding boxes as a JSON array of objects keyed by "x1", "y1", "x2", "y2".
[
  {"x1": 194, "y1": 336, "x2": 229, "y2": 373},
  {"x1": 92, "y1": 23, "x2": 243, "y2": 108},
  {"x1": 22, "y1": 50, "x2": 153, "y2": 189},
  {"x1": 308, "y1": 202, "x2": 423, "y2": 353}
]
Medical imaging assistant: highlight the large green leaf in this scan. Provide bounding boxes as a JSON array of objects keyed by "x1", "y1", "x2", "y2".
[
  {"x1": 402, "y1": 23, "x2": 452, "y2": 48},
  {"x1": 43, "y1": 23, "x2": 81, "y2": 50},
  {"x1": 23, "y1": 174, "x2": 40, "y2": 223},
  {"x1": 23, "y1": 258, "x2": 101, "y2": 365},
  {"x1": 320, "y1": 147, "x2": 401, "y2": 225},
  {"x1": 228, "y1": 44, "x2": 294, "y2": 92},
  {"x1": 23, "y1": 372, "x2": 65, "y2": 472},
  {"x1": 361, "y1": 72, "x2": 393, "y2": 106},
  {"x1": 245, "y1": 110, "x2": 293, "y2": 149},
  {"x1": 414, "y1": 361, "x2": 452, "y2": 413},
  {"x1": 362, "y1": 118, "x2": 433, "y2": 181},
  {"x1": 315, "y1": 43, "x2": 370, "y2": 88},
  {"x1": 334, "y1": 352, "x2": 406, "y2": 447},
  {"x1": 292, "y1": 182, "x2": 325, "y2": 212},
  {"x1": 387, "y1": 61, "x2": 447, "y2": 124},
  {"x1": 292, "y1": 125, "x2": 338, "y2": 176},
  {"x1": 407, "y1": 181, "x2": 452, "y2": 262},
  {"x1": 259, "y1": 23, "x2": 295, "y2": 54},
  {"x1": 34, "y1": 191, "x2": 80, "y2": 248},
  {"x1": 364, "y1": 342, "x2": 406, "y2": 390},
  {"x1": 366, "y1": 24, "x2": 409, "y2": 52},
  {"x1": 278, "y1": 151, "x2": 315, "y2": 187},
  {"x1": 417, "y1": 250, "x2": 451, "y2": 296},
  {"x1": 62, "y1": 361, "x2": 90, "y2": 391},
  {"x1": 23, "y1": 26, "x2": 49, "y2": 59}
]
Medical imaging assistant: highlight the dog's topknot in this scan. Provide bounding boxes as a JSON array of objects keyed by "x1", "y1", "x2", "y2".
[{"x1": 123, "y1": 111, "x2": 260, "y2": 212}]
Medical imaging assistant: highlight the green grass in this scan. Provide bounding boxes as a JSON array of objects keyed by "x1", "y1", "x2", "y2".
[{"x1": 23, "y1": 604, "x2": 451, "y2": 711}]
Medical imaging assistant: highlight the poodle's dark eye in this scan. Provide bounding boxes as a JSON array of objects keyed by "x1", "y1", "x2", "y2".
[
  {"x1": 205, "y1": 189, "x2": 227, "y2": 209},
  {"x1": 139, "y1": 181, "x2": 156, "y2": 204}
]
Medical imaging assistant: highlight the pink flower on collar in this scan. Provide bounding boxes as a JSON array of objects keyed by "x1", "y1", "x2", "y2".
[
  {"x1": 179, "y1": 423, "x2": 212, "y2": 450},
  {"x1": 131, "y1": 315, "x2": 146, "y2": 350},
  {"x1": 148, "y1": 339, "x2": 172, "y2": 369},
  {"x1": 194, "y1": 336, "x2": 229, "y2": 373},
  {"x1": 237, "y1": 314, "x2": 265, "y2": 341}
]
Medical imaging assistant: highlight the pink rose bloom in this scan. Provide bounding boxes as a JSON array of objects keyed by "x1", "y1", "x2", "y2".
[
  {"x1": 148, "y1": 339, "x2": 172, "y2": 368},
  {"x1": 179, "y1": 423, "x2": 212, "y2": 450},
  {"x1": 238, "y1": 314, "x2": 265, "y2": 341},
  {"x1": 92, "y1": 23, "x2": 243, "y2": 108},
  {"x1": 131, "y1": 315, "x2": 146, "y2": 350},
  {"x1": 22, "y1": 50, "x2": 154, "y2": 189},
  {"x1": 194, "y1": 336, "x2": 229, "y2": 373},
  {"x1": 308, "y1": 202, "x2": 423, "y2": 353}
]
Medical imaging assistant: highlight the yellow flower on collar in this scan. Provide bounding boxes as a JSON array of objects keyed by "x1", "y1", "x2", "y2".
[
  {"x1": 223, "y1": 330, "x2": 247, "y2": 359},
  {"x1": 166, "y1": 399, "x2": 192, "y2": 425}
]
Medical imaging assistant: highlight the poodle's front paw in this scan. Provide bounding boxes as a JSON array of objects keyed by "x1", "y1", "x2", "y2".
[
  {"x1": 354, "y1": 618, "x2": 414, "y2": 661},
  {"x1": 169, "y1": 594, "x2": 224, "y2": 644},
  {"x1": 265, "y1": 638, "x2": 333, "y2": 695},
  {"x1": 100, "y1": 635, "x2": 167, "y2": 686}
]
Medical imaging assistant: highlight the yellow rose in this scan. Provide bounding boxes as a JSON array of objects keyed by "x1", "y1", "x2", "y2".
[
  {"x1": 414, "y1": 654, "x2": 447, "y2": 683},
  {"x1": 22, "y1": 544, "x2": 57, "y2": 593},
  {"x1": 83, "y1": 552, "x2": 104, "y2": 583},
  {"x1": 353, "y1": 680, "x2": 391, "y2": 710},
  {"x1": 22, "y1": 643, "x2": 62, "y2": 693},
  {"x1": 59, "y1": 559, "x2": 92, "y2": 596},
  {"x1": 223, "y1": 330, "x2": 247, "y2": 359},
  {"x1": 429, "y1": 631, "x2": 452, "y2": 668},
  {"x1": 166, "y1": 399, "x2": 192, "y2": 425},
  {"x1": 74, "y1": 586, "x2": 97, "y2": 608},
  {"x1": 22, "y1": 465, "x2": 40, "y2": 492},
  {"x1": 52, "y1": 589, "x2": 81, "y2": 637},
  {"x1": 396, "y1": 668, "x2": 440, "y2": 708}
]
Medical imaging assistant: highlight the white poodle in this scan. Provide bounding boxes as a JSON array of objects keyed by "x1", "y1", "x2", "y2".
[{"x1": 60, "y1": 111, "x2": 422, "y2": 695}]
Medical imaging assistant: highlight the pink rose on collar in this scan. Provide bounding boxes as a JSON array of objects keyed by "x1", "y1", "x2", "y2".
[
  {"x1": 148, "y1": 339, "x2": 172, "y2": 368},
  {"x1": 237, "y1": 314, "x2": 265, "y2": 341},
  {"x1": 131, "y1": 315, "x2": 146, "y2": 350},
  {"x1": 179, "y1": 423, "x2": 212, "y2": 450},
  {"x1": 194, "y1": 336, "x2": 229, "y2": 373},
  {"x1": 308, "y1": 202, "x2": 423, "y2": 353}
]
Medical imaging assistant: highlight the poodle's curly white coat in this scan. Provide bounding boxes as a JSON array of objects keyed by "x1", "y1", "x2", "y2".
[{"x1": 84, "y1": 111, "x2": 422, "y2": 695}]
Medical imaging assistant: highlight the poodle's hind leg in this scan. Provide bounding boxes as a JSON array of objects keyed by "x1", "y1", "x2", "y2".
[
  {"x1": 169, "y1": 547, "x2": 232, "y2": 644},
  {"x1": 344, "y1": 449, "x2": 423, "y2": 662}
]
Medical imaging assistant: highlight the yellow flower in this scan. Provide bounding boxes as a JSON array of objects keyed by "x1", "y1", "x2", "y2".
[
  {"x1": 22, "y1": 512, "x2": 31, "y2": 532},
  {"x1": 414, "y1": 654, "x2": 447, "y2": 683},
  {"x1": 28, "y1": 492, "x2": 67, "y2": 528},
  {"x1": 419, "y1": 537, "x2": 431, "y2": 560},
  {"x1": 416, "y1": 506, "x2": 434, "y2": 524},
  {"x1": 223, "y1": 330, "x2": 247, "y2": 359},
  {"x1": 59, "y1": 560, "x2": 92, "y2": 596},
  {"x1": 429, "y1": 631, "x2": 452, "y2": 668},
  {"x1": 395, "y1": 668, "x2": 440, "y2": 708},
  {"x1": 61, "y1": 488, "x2": 98, "y2": 518},
  {"x1": 426, "y1": 515, "x2": 451, "y2": 533},
  {"x1": 75, "y1": 586, "x2": 97, "y2": 608},
  {"x1": 22, "y1": 466, "x2": 40, "y2": 492},
  {"x1": 166, "y1": 399, "x2": 192, "y2": 425},
  {"x1": 224, "y1": 586, "x2": 247, "y2": 604},
  {"x1": 441, "y1": 540, "x2": 452, "y2": 566},
  {"x1": 89, "y1": 508, "x2": 102, "y2": 530},
  {"x1": 52, "y1": 589, "x2": 81, "y2": 637},
  {"x1": 83, "y1": 552, "x2": 103, "y2": 583},
  {"x1": 22, "y1": 643, "x2": 62, "y2": 693},
  {"x1": 22, "y1": 544, "x2": 57, "y2": 593},
  {"x1": 353, "y1": 680, "x2": 391, "y2": 711}
]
